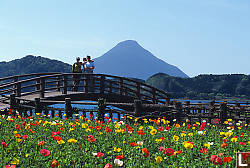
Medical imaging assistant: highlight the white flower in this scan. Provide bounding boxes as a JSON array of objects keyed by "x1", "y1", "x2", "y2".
[
  {"x1": 236, "y1": 123, "x2": 240, "y2": 126},
  {"x1": 238, "y1": 120, "x2": 242, "y2": 123},
  {"x1": 30, "y1": 119, "x2": 33, "y2": 121},
  {"x1": 118, "y1": 121, "x2": 125, "y2": 125},
  {"x1": 173, "y1": 119, "x2": 176, "y2": 122},
  {"x1": 208, "y1": 142, "x2": 214, "y2": 145},
  {"x1": 207, "y1": 123, "x2": 210, "y2": 126},
  {"x1": 114, "y1": 159, "x2": 123, "y2": 167},
  {"x1": 198, "y1": 131, "x2": 203, "y2": 135},
  {"x1": 202, "y1": 120, "x2": 206, "y2": 123},
  {"x1": 137, "y1": 141, "x2": 143, "y2": 146},
  {"x1": 52, "y1": 121, "x2": 57, "y2": 125},
  {"x1": 227, "y1": 127, "x2": 231, "y2": 130},
  {"x1": 92, "y1": 153, "x2": 97, "y2": 156}
]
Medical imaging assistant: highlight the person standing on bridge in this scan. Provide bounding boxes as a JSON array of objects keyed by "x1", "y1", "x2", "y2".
[
  {"x1": 85, "y1": 55, "x2": 95, "y2": 92},
  {"x1": 72, "y1": 57, "x2": 82, "y2": 92}
]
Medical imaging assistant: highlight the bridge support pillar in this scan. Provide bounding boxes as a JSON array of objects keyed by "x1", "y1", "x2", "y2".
[
  {"x1": 97, "y1": 98, "x2": 105, "y2": 121},
  {"x1": 134, "y1": 100, "x2": 142, "y2": 118},
  {"x1": 10, "y1": 94, "x2": 16, "y2": 116},
  {"x1": 35, "y1": 98, "x2": 42, "y2": 115},
  {"x1": 65, "y1": 98, "x2": 72, "y2": 118}
]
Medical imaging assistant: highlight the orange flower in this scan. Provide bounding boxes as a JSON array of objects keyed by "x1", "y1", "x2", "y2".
[
  {"x1": 60, "y1": 127, "x2": 65, "y2": 131},
  {"x1": 130, "y1": 142, "x2": 137, "y2": 147},
  {"x1": 38, "y1": 141, "x2": 45, "y2": 146},
  {"x1": 221, "y1": 143, "x2": 228, "y2": 148},
  {"x1": 51, "y1": 160, "x2": 59, "y2": 167},
  {"x1": 14, "y1": 134, "x2": 20, "y2": 138}
]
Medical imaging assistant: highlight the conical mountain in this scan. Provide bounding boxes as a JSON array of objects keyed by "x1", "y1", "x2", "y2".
[{"x1": 94, "y1": 40, "x2": 188, "y2": 79}]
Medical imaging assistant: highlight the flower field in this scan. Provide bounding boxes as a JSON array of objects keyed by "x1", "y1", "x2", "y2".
[{"x1": 0, "y1": 110, "x2": 249, "y2": 168}]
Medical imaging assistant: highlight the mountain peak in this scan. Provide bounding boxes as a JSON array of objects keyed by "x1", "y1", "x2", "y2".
[{"x1": 116, "y1": 40, "x2": 141, "y2": 48}]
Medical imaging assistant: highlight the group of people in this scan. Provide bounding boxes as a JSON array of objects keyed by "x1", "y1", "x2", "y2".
[{"x1": 72, "y1": 55, "x2": 95, "y2": 91}]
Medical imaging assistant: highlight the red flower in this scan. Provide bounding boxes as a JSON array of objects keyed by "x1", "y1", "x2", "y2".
[
  {"x1": 187, "y1": 124, "x2": 191, "y2": 129},
  {"x1": 40, "y1": 149, "x2": 50, "y2": 157},
  {"x1": 240, "y1": 142, "x2": 246, "y2": 145},
  {"x1": 2, "y1": 142, "x2": 7, "y2": 148},
  {"x1": 96, "y1": 152, "x2": 103, "y2": 157},
  {"x1": 200, "y1": 122, "x2": 206, "y2": 131},
  {"x1": 242, "y1": 153, "x2": 249, "y2": 160},
  {"x1": 116, "y1": 155, "x2": 124, "y2": 160},
  {"x1": 164, "y1": 148, "x2": 175, "y2": 156},
  {"x1": 51, "y1": 160, "x2": 59, "y2": 167},
  {"x1": 200, "y1": 148, "x2": 208, "y2": 155},
  {"x1": 142, "y1": 148, "x2": 149, "y2": 158},
  {"x1": 165, "y1": 126, "x2": 170, "y2": 130},
  {"x1": 53, "y1": 136, "x2": 61, "y2": 141},
  {"x1": 104, "y1": 163, "x2": 113, "y2": 168},
  {"x1": 222, "y1": 139, "x2": 227, "y2": 142},
  {"x1": 158, "y1": 126, "x2": 164, "y2": 131},
  {"x1": 38, "y1": 141, "x2": 45, "y2": 146},
  {"x1": 136, "y1": 130, "x2": 145, "y2": 135},
  {"x1": 130, "y1": 142, "x2": 137, "y2": 147},
  {"x1": 223, "y1": 157, "x2": 232, "y2": 163},
  {"x1": 22, "y1": 135, "x2": 28, "y2": 139},
  {"x1": 210, "y1": 155, "x2": 222, "y2": 165}
]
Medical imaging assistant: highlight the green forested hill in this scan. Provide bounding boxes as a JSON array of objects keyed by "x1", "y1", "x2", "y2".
[
  {"x1": 146, "y1": 73, "x2": 250, "y2": 100},
  {"x1": 0, "y1": 55, "x2": 72, "y2": 77}
]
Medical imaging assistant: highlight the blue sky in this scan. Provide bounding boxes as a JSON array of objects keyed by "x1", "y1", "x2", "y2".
[{"x1": 0, "y1": 0, "x2": 249, "y2": 77}]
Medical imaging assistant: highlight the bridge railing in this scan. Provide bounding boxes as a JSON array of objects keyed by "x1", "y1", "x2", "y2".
[{"x1": 0, "y1": 73, "x2": 170, "y2": 105}]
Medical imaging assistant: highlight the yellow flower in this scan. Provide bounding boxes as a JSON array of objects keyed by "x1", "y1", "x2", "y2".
[
  {"x1": 57, "y1": 140, "x2": 65, "y2": 144},
  {"x1": 150, "y1": 129, "x2": 157, "y2": 135},
  {"x1": 173, "y1": 135, "x2": 179, "y2": 141},
  {"x1": 224, "y1": 121, "x2": 228, "y2": 124},
  {"x1": 237, "y1": 127, "x2": 241, "y2": 130},
  {"x1": 26, "y1": 154, "x2": 29, "y2": 157},
  {"x1": 231, "y1": 138, "x2": 237, "y2": 142},
  {"x1": 182, "y1": 123, "x2": 185, "y2": 127},
  {"x1": 228, "y1": 119, "x2": 232, "y2": 122},
  {"x1": 80, "y1": 115, "x2": 84, "y2": 119},
  {"x1": 69, "y1": 122, "x2": 73, "y2": 126},
  {"x1": 99, "y1": 132, "x2": 103, "y2": 135},
  {"x1": 204, "y1": 144, "x2": 211, "y2": 148},
  {"x1": 148, "y1": 126, "x2": 154, "y2": 130},
  {"x1": 115, "y1": 124, "x2": 120, "y2": 129},
  {"x1": 68, "y1": 139, "x2": 77, "y2": 143},
  {"x1": 114, "y1": 147, "x2": 122, "y2": 152},
  {"x1": 155, "y1": 139, "x2": 163, "y2": 143},
  {"x1": 196, "y1": 122, "x2": 200, "y2": 125},
  {"x1": 123, "y1": 141, "x2": 126, "y2": 144},
  {"x1": 184, "y1": 142, "x2": 193, "y2": 149},
  {"x1": 82, "y1": 123, "x2": 88, "y2": 128},
  {"x1": 220, "y1": 132, "x2": 225, "y2": 136},
  {"x1": 85, "y1": 128, "x2": 91, "y2": 132},
  {"x1": 192, "y1": 127, "x2": 195, "y2": 130},
  {"x1": 16, "y1": 139, "x2": 22, "y2": 143},
  {"x1": 181, "y1": 133, "x2": 186, "y2": 137},
  {"x1": 161, "y1": 119, "x2": 166, "y2": 124},
  {"x1": 10, "y1": 158, "x2": 20, "y2": 165},
  {"x1": 248, "y1": 141, "x2": 250, "y2": 145},
  {"x1": 166, "y1": 120, "x2": 170, "y2": 124},
  {"x1": 139, "y1": 126, "x2": 143, "y2": 130},
  {"x1": 155, "y1": 156, "x2": 163, "y2": 163},
  {"x1": 13, "y1": 131, "x2": 18, "y2": 134},
  {"x1": 225, "y1": 132, "x2": 233, "y2": 137},
  {"x1": 69, "y1": 128, "x2": 75, "y2": 131},
  {"x1": 175, "y1": 124, "x2": 181, "y2": 128},
  {"x1": 188, "y1": 133, "x2": 193, "y2": 136},
  {"x1": 135, "y1": 118, "x2": 138, "y2": 122}
]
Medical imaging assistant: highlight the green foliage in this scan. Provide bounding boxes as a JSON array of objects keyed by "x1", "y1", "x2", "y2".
[
  {"x1": 146, "y1": 73, "x2": 250, "y2": 100},
  {"x1": 0, "y1": 55, "x2": 72, "y2": 78}
]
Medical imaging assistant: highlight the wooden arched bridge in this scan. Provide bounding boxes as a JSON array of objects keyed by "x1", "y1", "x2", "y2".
[{"x1": 0, "y1": 73, "x2": 249, "y2": 123}]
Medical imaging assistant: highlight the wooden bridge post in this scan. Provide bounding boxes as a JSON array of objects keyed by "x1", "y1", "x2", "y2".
[
  {"x1": 220, "y1": 102, "x2": 227, "y2": 123},
  {"x1": 57, "y1": 75, "x2": 61, "y2": 91},
  {"x1": 152, "y1": 88, "x2": 157, "y2": 104},
  {"x1": 65, "y1": 98, "x2": 72, "y2": 118},
  {"x1": 119, "y1": 78, "x2": 123, "y2": 95},
  {"x1": 208, "y1": 101, "x2": 215, "y2": 124},
  {"x1": 35, "y1": 98, "x2": 42, "y2": 115},
  {"x1": 136, "y1": 82, "x2": 141, "y2": 100},
  {"x1": 134, "y1": 100, "x2": 143, "y2": 117},
  {"x1": 40, "y1": 78, "x2": 45, "y2": 98},
  {"x1": 13, "y1": 76, "x2": 18, "y2": 95},
  {"x1": 174, "y1": 101, "x2": 182, "y2": 123},
  {"x1": 100, "y1": 75, "x2": 105, "y2": 94},
  {"x1": 36, "y1": 75, "x2": 40, "y2": 91},
  {"x1": 63, "y1": 75, "x2": 68, "y2": 94},
  {"x1": 97, "y1": 98, "x2": 105, "y2": 121},
  {"x1": 185, "y1": 101, "x2": 191, "y2": 122},
  {"x1": 10, "y1": 94, "x2": 16, "y2": 116}
]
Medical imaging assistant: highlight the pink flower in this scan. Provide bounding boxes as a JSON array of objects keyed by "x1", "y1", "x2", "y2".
[
  {"x1": 210, "y1": 155, "x2": 222, "y2": 165},
  {"x1": 2, "y1": 142, "x2": 7, "y2": 148},
  {"x1": 22, "y1": 135, "x2": 28, "y2": 139},
  {"x1": 96, "y1": 152, "x2": 103, "y2": 157},
  {"x1": 159, "y1": 146, "x2": 165, "y2": 151},
  {"x1": 104, "y1": 163, "x2": 113, "y2": 168},
  {"x1": 5, "y1": 165, "x2": 16, "y2": 168},
  {"x1": 158, "y1": 126, "x2": 164, "y2": 131},
  {"x1": 40, "y1": 149, "x2": 50, "y2": 157}
]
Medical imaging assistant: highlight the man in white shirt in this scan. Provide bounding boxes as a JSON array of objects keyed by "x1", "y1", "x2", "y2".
[{"x1": 85, "y1": 55, "x2": 95, "y2": 92}]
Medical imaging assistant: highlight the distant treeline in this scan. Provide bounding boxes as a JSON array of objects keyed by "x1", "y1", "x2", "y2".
[{"x1": 146, "y1": 73, "x2": 250, "y2": 100}]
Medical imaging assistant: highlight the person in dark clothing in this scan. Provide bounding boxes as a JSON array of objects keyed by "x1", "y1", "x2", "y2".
[{"x1": 72, "y1": 57, "x2": 82, "y2": 92}]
